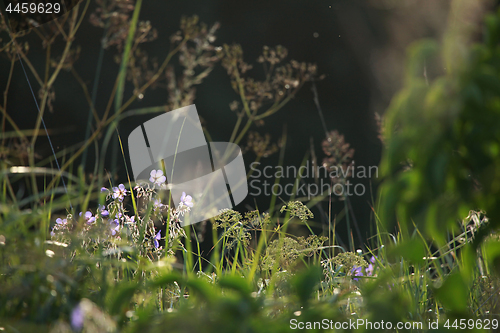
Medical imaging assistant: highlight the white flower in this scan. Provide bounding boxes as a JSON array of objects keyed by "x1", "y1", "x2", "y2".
[
  {"x1": 174, "y1": 192, "x2": 193, "y2": 217},
  {"x1": 179, "y1": 192, "x2": 193, "y2": 208},
  {"x1": 149, "y1": 170, "x2": 166, "y2": 186},
  {"x1": 112, "y1": 184, "x2": 128, "y2": 201}
]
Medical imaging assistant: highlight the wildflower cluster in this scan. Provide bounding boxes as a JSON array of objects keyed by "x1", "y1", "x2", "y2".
[
  {"x1": 279, "y1": 201, "x2": 314, "y2": 222},
  {"x1": 214, "y1": 209, "x2": 274, "y2": 251},
  {"x1": 261, "y1": 235, "x2": 326, "y2": 271},
  {"x1": 242, "y1": 210, "x2": 273, "y2": 228},
  {"x1": 50, "y1": 169, "x2": 193, "y2": 256},
  {"x1": 350, "y1": 255, "x2": 377, "y2": 281},
  {"x1": 214, "y1": 209, "x2": 249, "y2": 250},
  {"x1": 321, "y1": 251, "x2": 368, "y2": 281}
]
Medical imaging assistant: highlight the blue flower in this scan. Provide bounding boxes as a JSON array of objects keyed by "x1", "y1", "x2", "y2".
[
  {"x1": 149, "y1": 170, "x2": 166, "y2": 186},
  {"x1": 366, "y1": 263, "x2": 374, "y2": 276},
  {"x1": 365, "y1": 256, "x2": 377, "y2": 276},
  {"x1": 101, "y1": 187, "x2": 108, "y2": 192},
  {"x1": 179, "y1": 192, "x2": 193, "y2": 208},
  {"x1": 110, "y1": 219, "x2": 120, "y2": 236},
  {"x1": 71, "y1": 304, "x2": 84, "y2": 330},
  {"x1": 98, "y1": 204, "x2": 109, "y2": 217},
  {"x1": 56, "y1": 218, "x2": 67, "y2": 225},
  {"x1": 153, "y1": 230, "x2": 161, "y2": 249},
  {"x1": 351, "y1": 266, "x2": 364, "y2": 281},
  {"x1": 112, "y1": 184, "x2": 128, "y2": 201},
  {"x1": 79, "y1": 211, "x2": 95, "y2": 224}
]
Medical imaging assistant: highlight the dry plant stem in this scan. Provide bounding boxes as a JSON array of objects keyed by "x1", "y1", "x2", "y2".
[
  {"x1": 45, "y1": 39, "x2": 189, "y2": 192},
  {"x1": 15, "y1": 49, "x2": 44, "y2": 86},
  {"x1": 70, "y1": 67, "x2": 100, "y2": 124},
  {"x1": 227, "y1": 52, "x2": 306, "y2": 146},
  {"x1": 1, "y1": 57, "x2": 17, "y2": 147},
  {"x1": 44, "y1": 43, "x2": 51, "y2": 84},
  {"x1": 101, "y1": 76, "x2": 120, "y2": 127},
  {"x1": 53, "y1": 17, "x2": 69, "y2": 40},
  {"x1": 30, "y1": 7, "x2": 80, "y2": 149},
  {"x1": 0, "y1": 105, "x2": 25, "y2": 139},
  {"x1": 228, "y1": 111, "x2": 244, "y2": 144},
  {"x1": 73, "y1": 0, "x2": 91, "y2": 33},
  {"x1": 233, "y1": 66, "x2": 252, "y2": 119},
  {"x1": 17, "y1": 2, "x2": 91, "y2": 151},
  {"x1": 117, "y1": 38, "x2": 188, "y2": 113},
  {"x1": 31, "y1": 26, "x2": 48, "y2": 43},
  {"x1": 233, "y1": 92, "x2": 298, "y2": 147}
]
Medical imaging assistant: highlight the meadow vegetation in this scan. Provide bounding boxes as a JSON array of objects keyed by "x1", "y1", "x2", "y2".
[{"x1": 1, "y1": 1, "x2": 500, "y2": 332}]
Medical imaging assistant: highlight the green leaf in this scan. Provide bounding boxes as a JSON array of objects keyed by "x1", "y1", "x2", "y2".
[
  {"x1": 291, "y1": 265, "x2": 322, "y2": 306},
  {"x1": 218, "y1": 275, "x2": 252, "y2": 298},
  {"x1": 434, "y1": 273, "x2": 468, "y2": 314},
  {"x1": 115, "y1": 0, "x2": 143, "y2": 114},
  {"x1": 482, "y1": 238, "x2": 500, "y2": 275},
  {"x1": 108, "y1": 281, "x2": 140, "y2": 315},
  {"x1": 387, "y1": 238, "x2": 426, "y2": 265}
]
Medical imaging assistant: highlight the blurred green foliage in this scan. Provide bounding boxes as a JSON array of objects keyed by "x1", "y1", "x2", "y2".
[{"x1": 379, "y1": 8, "x2": 500, "y2": 246}]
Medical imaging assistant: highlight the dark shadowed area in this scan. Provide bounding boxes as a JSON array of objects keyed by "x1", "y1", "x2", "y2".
[{"x1": 0, "y1": 0, "x2": 451, "y2": 246}]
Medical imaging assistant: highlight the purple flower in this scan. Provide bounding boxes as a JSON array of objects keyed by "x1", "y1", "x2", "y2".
[
  {"x1": 71, "y1": 304, "x2": 84, "y2": 330},
  {"x1": 110, "y1": 219, "x2": 120, "y2": 236},
  {"x1": 179, "y1": 192, "x2": 193, "y2": 208},
  {"x1": 114, "y1": 212, "x2": 123, "y2": 221},
  {"x1": 112, "y1": 184, "x2": 128, "y2": 201},
  {"x1": 365, "y1": 256, "x2": 377, "y2": 276},
  {"x1": 98, "y1": 204, "x2": 109, "y2": 217},
  {"x1": 153, "y1": 230, "x2": 161, "y2": 249},
  {"x1": 351, "y1": 266, "x2": 364, "y2": 281},
  {"x1": 50, "y1": 230, "x2": 55, "y2": 237},
  {"x1": 56, "y1": 218, "x2": 67, "y2": 225},
  {"x1": 153, "y1": 199, "x2": 165, "y2": 211},
  {"x1": 149, "y1": 170, "x2": 166, "y2": 186},
  {"x1": 101, "y1": 187, "x2": 108, "y2": 192},
  {"x1": 79, "y1": 211, "x2": 95, "y2": 224},
  {"x1": 366, "y1": 263, "x2": 374, "y2": 276}
]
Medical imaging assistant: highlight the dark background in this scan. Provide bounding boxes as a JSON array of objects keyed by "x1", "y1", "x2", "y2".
[{"x1": 0, "y1": 0, "x2": 453, "y2": 247}]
